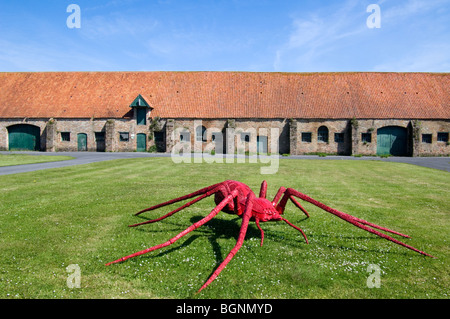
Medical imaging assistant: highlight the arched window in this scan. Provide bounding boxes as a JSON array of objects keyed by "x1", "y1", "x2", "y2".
[
  {"x1": 196, "y1": 125, "x2": 207, "y2": 142},
  {"x1": 318, "y1": 126, "x2": 329, "y2": 143}
]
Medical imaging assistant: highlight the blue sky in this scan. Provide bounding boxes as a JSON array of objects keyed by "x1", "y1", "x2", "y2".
[{"x1": 0, "y1": 0, "x2": 449, "y2": 72}]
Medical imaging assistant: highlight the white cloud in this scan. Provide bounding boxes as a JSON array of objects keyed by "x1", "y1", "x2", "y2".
[
  {"x1": 273, "y1": 1, "x2": 366, "y2": 71},
  {"x1": 274, "y1": 0, "x2": 450, "y2": 72}
]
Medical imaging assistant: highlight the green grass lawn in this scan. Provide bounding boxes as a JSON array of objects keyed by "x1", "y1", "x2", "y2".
[
  {"x1": 0, "y1": 153, "x2": 75, "y2": 167},
  {"x1": 0, "y1": 157, "x2": 448, "y2": 299}
]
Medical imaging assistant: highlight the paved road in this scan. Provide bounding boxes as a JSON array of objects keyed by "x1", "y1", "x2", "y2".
[
  {"x1": 287, "y1": 155, "x2": 450, "y2": 172},
  {"x1": 0, "y1": 151, "x2": 449, "y2": 176},
  {"x1": 0, "y1": 151, "x2": 170, "y2": 176}
]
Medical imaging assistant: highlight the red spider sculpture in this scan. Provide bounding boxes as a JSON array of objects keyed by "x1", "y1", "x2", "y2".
[{"x1": 106, "y1": 180, "x2": 433, "y2": 293}]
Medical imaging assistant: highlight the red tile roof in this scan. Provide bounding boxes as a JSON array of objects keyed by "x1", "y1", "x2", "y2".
[{"x1": 0, "y1": 71, "x2": 448, "y2": 119}]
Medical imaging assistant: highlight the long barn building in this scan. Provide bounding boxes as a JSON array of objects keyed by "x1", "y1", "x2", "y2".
[{"x1": 0, "y1": 71, "x2": 449, "y2": 156}]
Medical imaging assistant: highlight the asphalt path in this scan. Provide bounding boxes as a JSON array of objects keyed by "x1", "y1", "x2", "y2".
[{"x1": 0, "y1": 151, "x2": 449, "y2": 176}]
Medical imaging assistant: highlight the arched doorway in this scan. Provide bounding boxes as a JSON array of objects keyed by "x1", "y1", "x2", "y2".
[
  {"x1": 8, "y1": 124, "x2": 41, "y2": 151},
  {"x1": 377, "y1": 126, "x2": 407, "y2": 156}
]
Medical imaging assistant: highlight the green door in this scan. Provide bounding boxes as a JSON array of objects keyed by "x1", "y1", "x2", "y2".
[
  {"x1": 137, "y1": 133, "x2": 146, "y2": 152},
  {"x1": 136, "y1": 108, "x2": 147, "y2": 125},
  {"x1": 8, "y1": 124, "x2": 40, "y2": 151},
  {"x1": 77, "y1": 133, "x2": 88, "y2": 151},
  {"x1": 377, "y1": 126, "x2": 407, "y2": 156},
  {"x1": 257, "y1": 136, "x2": 268, "y2": 154}
]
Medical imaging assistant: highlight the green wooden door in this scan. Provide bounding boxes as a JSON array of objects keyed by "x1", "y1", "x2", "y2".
[
  {"x1": 77, "y1": 133, "x2": 88, "y2": 151},
  {"x1": 257, "y1": 136, "x2": 268, "y2": 154},
  {"x1": 8, "y1": 124, "x2": 40, "y2": 151},
  {"x1": 377, "y1": 126, "x2": 407, "y2": 156},
  {"x1": 137, "y1": 133, "x2": 146, "y2": 152}
]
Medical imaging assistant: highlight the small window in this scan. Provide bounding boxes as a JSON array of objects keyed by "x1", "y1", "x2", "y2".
[
  {"x1": 61, "y1": 132, "x2": 70, "y2": 142},
  {"x1": 334, "y1": 133, "x2": 344, "y2": 143},
  {"x1": 119, "y1": 132, "x2": 129, "y2": 142},
  {"x1": 437, "y1": 132, "x2": 449, "y2": 143},
  {"x1": 302, "y1": 132, "x2": 312, "y2": 143},
  {"x1": 180, "y1": 131, "x2": 190, "y2": 142},
  {"x1": 361, "y1": 133, "x2": 372, "y2": 143},
  {"x1": 422, "y1": 134, "x2": 432, "y2": 144},
  {"x1": 196, "y1": 126, "x2": 207, "y2": 142},
  {"x1": 318, "y1": 126, "x2": 329, "y2": 143},
  {"x1": 241, "y1": 132, "x2": 250, "y2": 143}
]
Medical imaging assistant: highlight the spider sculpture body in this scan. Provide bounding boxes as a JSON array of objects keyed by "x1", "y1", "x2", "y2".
[{"x1": 106, "y1": 180, "x2": 433, "y2": 293}]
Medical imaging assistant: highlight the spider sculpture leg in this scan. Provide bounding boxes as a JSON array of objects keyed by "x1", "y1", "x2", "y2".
[
  {"x1": 259, "y1": 180, "x2": 268, "y2": 198},
  {"x1": 254, "y1": 216, "x2": 308, "y2": 247},
  {"x1": 276, "y1": 188, "x2": 434, "y2": 258},
  {"x1": 281, "y1": 218, "x2": 309, "y2": 244},
  {"x1": 129, "y1": 182, "x2": 224, "y2": 227},
  {"x1": 254, "y1": 218, "x2": 264, "y2": 247},
  {"x1": 196, "y1": 192, "x2": 255, "y2": 293},
  {"x1": 256, "y1": 181, "x2": 308, "y2": 246},
  {"x1": 105, "y1": 188, "x2": 239, "y2": 266},
  {"x1": 272, "y1": 186, "x2": 310, "y2": 218}
]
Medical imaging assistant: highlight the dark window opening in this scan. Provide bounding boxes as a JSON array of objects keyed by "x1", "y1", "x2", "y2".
[
  {"x1": 61, "y1": 132, "x2": 70, "y2": 142},
  {"x1": 241, "y1": 132, "x2": 250, "y2": 143},
  {"x1": 318, "y1": 126, "x2": 329, "y2": 143},
  {"x1": 422, "y1": 134, "x2": 432, "y2": 144},
  {"x1": 362, "y1": 133, "x2": 372, "y2": 143},
  {"x1": 302, "y1": 132, "x2": 312, "y2": 143},
  {"x1": 119, "y1": 132, "x2": 129, "y2": 142},
  {"x1": 437, "y1": 132, "x2": 449, "y2": 143}
]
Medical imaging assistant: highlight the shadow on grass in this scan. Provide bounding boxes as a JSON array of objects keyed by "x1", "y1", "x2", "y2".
[
  {"x1": 132, "y1": 216, "x2": 262, "y2": 262},
  {"x1": 129, "y1": 212, "x2": 420, "y2": 260}
]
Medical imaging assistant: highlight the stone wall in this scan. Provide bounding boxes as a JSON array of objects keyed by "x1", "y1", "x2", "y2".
[
  {"x1": 0, "y1": 119, "x2": 49, "y2": 151},
  {"x1": 0, "y1": 106, "x2": 153, "y2": 152},
  {"x1": 351, "y1": 119, "x2": 411, "y2": 156},
  {"x1": 167, "y1": 118, "x2": 290, "y2": 154},
  {"x1": 0, "y1": 116, "x2": 448, "y2": 156},
  {"x1": 412, "y1": 120, "x2": 450, "y2": 156},
  {"x1": 291, "y1": 119, "x2": 351, "y2": 155},
  {"x1": 288, "y1": 118, "x2": 449, "y2": 156}
]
